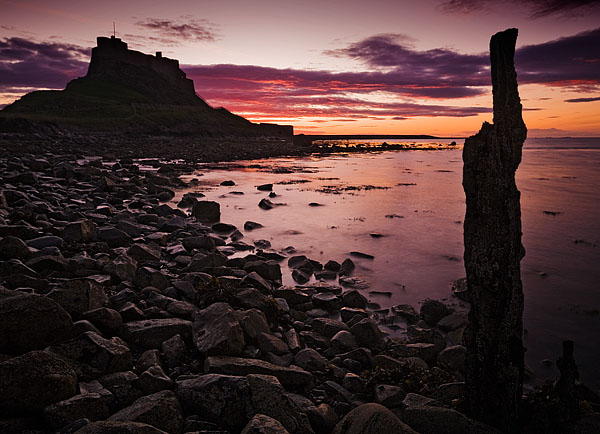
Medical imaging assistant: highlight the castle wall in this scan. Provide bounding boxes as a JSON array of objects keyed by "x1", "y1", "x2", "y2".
[{"x1": 89, "y1": 36, "x2": 193, "y2": 92}]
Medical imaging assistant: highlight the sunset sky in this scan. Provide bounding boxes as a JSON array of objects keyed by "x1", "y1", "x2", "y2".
[{"x1": 1, "y1": 0, "x2": 599, "y2": 136}]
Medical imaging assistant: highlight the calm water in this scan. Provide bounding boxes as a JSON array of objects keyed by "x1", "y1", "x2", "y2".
[{"x1": 174, "y1": 137, "x2": 600, "y2": 390}]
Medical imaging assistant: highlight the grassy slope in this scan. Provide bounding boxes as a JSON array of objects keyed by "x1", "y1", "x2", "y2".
[{"x1": 0, "y1": 78, "x2": 253, "y2": 133}]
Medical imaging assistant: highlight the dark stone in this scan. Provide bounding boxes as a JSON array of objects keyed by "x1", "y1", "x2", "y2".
[
  {"x1": 419, "y1": 299, "x2": 451, "y2": 326},
  {"x1": 332, "y1": 403, "x2": 417, "y2": 434},
  {"x1": 462, "y1": 28, "x2": 527, "y2": 431},
  {"x1": 43, "y1": 393, "x2": 110, "y2": 429},
  {"x1": 0, "y1": 293, "x2": 74, "y2": 354},
  {"x1": 259, "y1": 198, "x2": 275, "y2": 210},
  {"x1": 0, "y1": 236, "x2": 31, "y2": 260},
  {"x1": 0, "y1": 350, "x2": 77, "y2": 414},
  {"x1": 48, "y1": 331, "x2": 132, "y2": 376},
  {"x1": 205, "y1": 356, "x2": 313, "y2": 388},
  {"x1": 247, "y1": 374, "x2": 314, "y2": 434},
  {"x1": 192, "y1": 302, "x2": 245, "y2": 355},
  {"x1": 191, "y1": 200, "x2": 221, "y2": 222},
  {"x1": 123, "y1": 318, "x2": 192, "y2": 350},
  {"x1": 108, "y1": 390, "x2": 183, "y2": 434},
  {"x1": 339, "y1": 258, "x2": 355, "y2": 276},
  {"x1": 73, "y1": 420, "x2": 167, "y2": 433},
  {"x1": 244, "y1": 221, "x2": 264, "y2": 231},
  {"x1": 176, "y1": 374, "x2": 253, "y2": 431},
  {"x1": 257, "y1": 183, "x2": 273, "y2": 191}
]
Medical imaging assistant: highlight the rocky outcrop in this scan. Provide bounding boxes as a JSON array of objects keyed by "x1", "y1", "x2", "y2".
[{"x1": 462, "y1": 28, "x2": 527, "y2": 432}]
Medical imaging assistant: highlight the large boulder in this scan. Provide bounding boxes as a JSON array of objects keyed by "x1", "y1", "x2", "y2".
[
  {"x1": 47, "y1": 278, "x2": 108, "y2": 319},
  {"x1": 43, "y1": 393, "x2": 110, "y2": 430},
  {"x1": 350, "y1": 318, "x2": 385, "y2": 351},
  {"x1": 192, "y1": 200, "x2": 220, "y2": 222},
  {"x1": 332, "y1": 403, "x2": 417, "y2": 434},
  {"x1": 75, "y1": 421, "x2": 168, "y2": 433},
  {"x1": 401, "y1": 405, "x2": 498, "y2": 434},
  {"x1": 242, "y1": 414, "x2": 291, "y2": 434},
  {"x1": 205, "y1": 356, "x2": 313, "y2": 388},
  {"x1": 419, "y1": 300, "x2": 451, "y2": 326},
  {"x1": 48, "y1": 331, "x2": 132, "y2": 376},
  {"x1": 192, "y1": 302, "x2": 245, "y2": 355},
  {"x1": 62, "y1": 219, "x2": 98, "y2": 243},
  {"x1": 176, "y1": 374, "x2": 253, "y2": 431},
  {"x1": 108, "y1": 390, "x2": 183, "y2": 434},
  {"x1": 0, "y1": 236, "x2": 31, "y2": 260},
  {"x1": 0, "y1": 293, "x2": 73, "y2": 354},
  {"x1": 123, "y1": 318, "x2": 192, "y2": 350},
  {"x1": 0, "y1": 350, "x2": 77, "y2": 414},
  {"x1": 247, "y1": 374, "x2": 314, "y2": 434}
]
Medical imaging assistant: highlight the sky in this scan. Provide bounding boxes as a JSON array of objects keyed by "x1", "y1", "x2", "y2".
[{"x1": 1, "y1": 0, "x2": 599, "y2": 136}]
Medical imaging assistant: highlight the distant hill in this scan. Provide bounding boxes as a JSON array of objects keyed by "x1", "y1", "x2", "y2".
[{"x1": 0, "y1": 36, "x2": 292, "y2": 139}]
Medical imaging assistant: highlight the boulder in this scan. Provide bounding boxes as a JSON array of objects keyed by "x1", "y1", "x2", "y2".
[
  {"x1": 237, "y1": 309, "x2": 271, "y2": 341},
  {"x1": 205, "y1": 356, "x2": 313, "y2": 388},
  {"x1": 48, "y1": 331, "x2": 132, "y2": 376},
  {"x1": 136, "y1": 365, "x2": 174, "y2": 394},
  {"x1": 0, "y1": 293, "x2": 73, "y2": 354},
  {"x1": 312, "y1": 318, "x2": 349, "y2": 339},
  {"x1": 123, "y1": 318, "x2": 192, "y2": 351},
  {"x1": 247, "y1": 374, "x2": 314, "y2": 434},
  {"x1": 43, "y1": 393, "x2": 110, "y2": 429},
  {"x1": 341, "y1": 290, "x2": 368, "y2": 309},
  {"x1": 81, "y1": 307, "x2": 123, "y2": 336},
  {"x1": 176, "y1": 374, "x2": 253, "y2": 431},
  {"x1": 104, "y1": 254, "x2": 138, "y2": 282},
  {"x1": 191, "y1": 200, "x2": 220, "y2": 222},
  {"x1": 332, "y1": 403, "x2": 417, "y2": 434},
  {"x1": 108, "y1": 390, "x2": 183, "y2": 434},
  {"x1": 62, "y1": 219, "x2": 98, "y2": 243},
  {"x1": 437, "y1": 345, "x2": 466, "y2": 373},
  {"x1": 0, "y1": 236, "x2": 31, "y2": 260},
  {"x1": 257, "y1": 332, "x2": 289, "y2": 356},
  {"x1": 401, "y1": 405, "x2": 498, "y2": 434},
  {"x1": 0, "y1": 350, "x2": 77, "y2": 414},
  {"x1": 192, "y1": 302, "x2": 245, "y2": 355},
  {"x1": 294, "y1": 348, "x2": 328, "y2": 372},
  {"x1": 242, "y1": 414, "x2": 291, "y2": 434},
  {"x1": 47, "y1": 278, "x2": 108, "y2": 319},
  {"x1": 74, "y1": 421, "x2": 167, "y2": 433},
  {"x1": 419, "y1": 300, "x2": 451, "y2": 325},
  {"x1": 350, "y1": 318, "x2": 385, "y2": 351}
]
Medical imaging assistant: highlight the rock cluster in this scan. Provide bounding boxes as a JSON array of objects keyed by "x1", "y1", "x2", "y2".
[{"x1": 0, "y1": 151, "x2": 495, "y2": 434}]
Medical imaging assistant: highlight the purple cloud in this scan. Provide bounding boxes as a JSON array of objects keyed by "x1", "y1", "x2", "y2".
[
  {"x1": 565, "y1": 96, "x2": 600, "y2": 102},
  {"x1": 439, "y1": 0, "x2": 600, "y2": 18},
  {"x1": 0, "y1": 37, "x2": 89, "y2": 91},
  {"x1": 135, "y1": 17, "x2": 218, "y2": 44},
  {"x1": 516, "y1": 27, "x2": 600, "y2": 88}
]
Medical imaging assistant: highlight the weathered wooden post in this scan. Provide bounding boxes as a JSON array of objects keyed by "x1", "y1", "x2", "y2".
[{"x1": 462, "y1": 28, "x2": 527, "y2": 433}]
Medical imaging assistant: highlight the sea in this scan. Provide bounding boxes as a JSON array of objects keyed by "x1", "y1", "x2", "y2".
[{"x1": 173, "y1": 137, "x2": 600, "y2": 391}]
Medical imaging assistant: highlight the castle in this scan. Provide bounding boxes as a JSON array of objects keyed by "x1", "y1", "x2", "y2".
[{"x1": 86, "y1": 36, "x2": 197, "y2": 101}]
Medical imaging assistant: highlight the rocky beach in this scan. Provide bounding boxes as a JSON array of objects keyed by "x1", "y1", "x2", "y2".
[{"x1": 1, "y1": 140, "x2": 599, "y2": 434}]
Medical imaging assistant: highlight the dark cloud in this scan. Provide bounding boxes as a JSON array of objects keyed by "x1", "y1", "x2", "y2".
[
  {"x1": 0, "y1": 37, "x2": 89, "y2": 91},
  {"x1": 565, "y1": 96, "x2": 600, "y2": 102},
  {"x1": 515, "y1": 27, "x2": 600, "y2": 88},
  {"x1": 439, "y1": 0, "x2": 600, "y2": 18},
  {"x1": 135, "y1": 18, "x2": 218, "y2": 44}
]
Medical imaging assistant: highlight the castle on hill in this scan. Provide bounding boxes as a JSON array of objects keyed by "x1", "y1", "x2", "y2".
[{"x1": 0, "y1": 35, "x2": 293, "y2": 139}]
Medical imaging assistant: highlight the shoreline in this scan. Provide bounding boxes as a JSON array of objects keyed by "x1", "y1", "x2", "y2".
[{"x1": 1, "y1": 146, "x2": 598, "y2": 433}]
